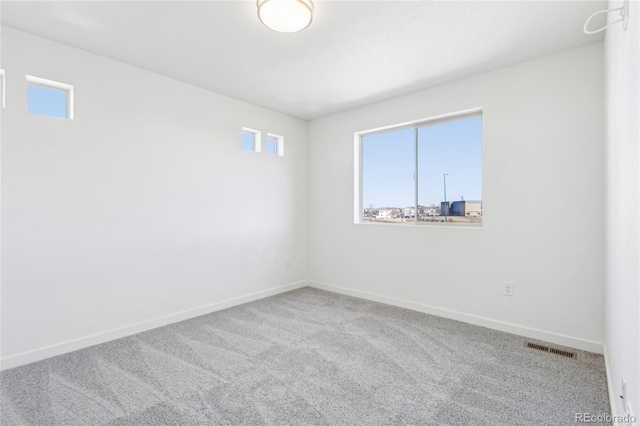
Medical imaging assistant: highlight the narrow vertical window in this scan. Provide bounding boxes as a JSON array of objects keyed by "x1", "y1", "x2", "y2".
[
  {"x1": 26, "y1": 75, "x2": 73, "y2": 119},
  {"x1": 267, "y1": 137, "x2": 277, "y2": 155},
  {"x1": 242, "y1": 132, "x2": 255, "y2": 151},
  {"x1": 242, "y1": 127, "x2": 261, "y2": 152},
  {"x1": 266, "y1": 134, "x2": 284, "y2": 157}
]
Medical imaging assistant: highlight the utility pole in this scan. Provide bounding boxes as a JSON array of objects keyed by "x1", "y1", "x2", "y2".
[{"x1": 443, "y1": 173, "x2": 449, "y2": 222}]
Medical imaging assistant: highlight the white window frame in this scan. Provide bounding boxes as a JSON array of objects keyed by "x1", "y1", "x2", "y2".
[
  {"x1": 242, "y1": 127, "x2": 262, "y2": 153},
  {"x1": 26, "y1": 75, "x2": 74, "y2": 119},
  {"x1": 266, "y1": 133, "x2": 284, "y2": 157},
  {"x1": 354, "y1": 107, "x2": 483, "y2": 227}
]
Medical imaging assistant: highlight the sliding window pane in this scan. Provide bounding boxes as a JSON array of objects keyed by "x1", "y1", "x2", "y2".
[
  {"x1": 417, "y1": 115, "x2": 482, "y2": 224},
  {"x1": 362, "y1": 128, "x2": 414, "y2": 223}
]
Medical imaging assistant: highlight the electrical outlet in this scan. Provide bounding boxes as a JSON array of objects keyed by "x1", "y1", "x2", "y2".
[
  {"x1": 503, "y1": 281, "x2": 514, "y2": 297},
  {"x1": 285, "y1": 257, "x2": 291, "y2": 268}
]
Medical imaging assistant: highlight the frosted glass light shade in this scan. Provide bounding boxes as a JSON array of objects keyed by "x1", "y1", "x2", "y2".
[{"x1": 257, "y1": 0, "x2": 313, "y2": 33}]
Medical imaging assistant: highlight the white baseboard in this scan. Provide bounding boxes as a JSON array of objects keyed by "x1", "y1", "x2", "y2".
[
  {"x1": 0, "y1": 280, "x2": 309, "y2": 371},
  {"x1": 2, "y1": 280, "x2": 605, "y2": 371},
  {"x1": 603, "y1": 344, "x2": 619, "y2": 423},
  {"x1": 309, "y1": 281, "x2": 604, "y2": 354},
  {"x1": 603, "y1": 344, "x2": 638, "y2": 426}
]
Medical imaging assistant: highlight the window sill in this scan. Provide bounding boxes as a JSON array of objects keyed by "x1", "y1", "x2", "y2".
[{"x1": 355, "y1": 221, "x2": 483, "y2": 229}]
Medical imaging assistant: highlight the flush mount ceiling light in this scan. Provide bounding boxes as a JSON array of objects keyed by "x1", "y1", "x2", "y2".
[{"x1": 257, "y1": 0, "x2": 314, "y2": 33}]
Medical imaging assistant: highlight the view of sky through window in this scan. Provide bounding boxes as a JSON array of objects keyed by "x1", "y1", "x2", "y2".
[
  {"x1": 27, "y1": 84, "x2": 68, "y2": 118},
  {"x1": 242, "y1": 131, "x2": 255, "y2": 151},
  {"x1": 362, "y1": 127, "x2": 414, "y2": 209},
  {"x1": 361, "y1": 114, "x2": 482, "y2": 224},
  {"x1": 417, "y1": 116, "x2": 482, "y2": 207},
  {"x1": 267, "y1": 137, "x2": 277, "y2": 155}
]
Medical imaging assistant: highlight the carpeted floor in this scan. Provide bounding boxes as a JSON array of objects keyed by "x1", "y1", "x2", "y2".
[{"x1": 0, "y1": 287, "x2": 610, "y2": 425}]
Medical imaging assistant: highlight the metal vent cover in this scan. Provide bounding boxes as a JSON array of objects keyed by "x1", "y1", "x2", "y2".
[{"x1": 524, "y1": 341, "x2": 577, "y2": 359}]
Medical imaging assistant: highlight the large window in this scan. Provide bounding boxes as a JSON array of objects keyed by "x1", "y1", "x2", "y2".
[{"x1": 357, "y1": 111, "x2": 482, "y2": 226}]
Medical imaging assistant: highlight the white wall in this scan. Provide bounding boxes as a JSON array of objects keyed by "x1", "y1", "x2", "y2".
[
  {"x1": 0, "y1": 27, "x2": 308, "y2": 368},
  {"x1": 603, "y1": 0, "x2": 639, "y2": 419},
  {"x1": 0, "y1": 23, "x2": 618, "y2": 382},
  {"x1": 308, "y1": 43, "x2": 605, "y2": 353}
]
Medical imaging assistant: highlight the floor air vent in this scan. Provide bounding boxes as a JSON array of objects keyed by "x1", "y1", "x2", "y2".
[{"x1": 524, "y1": 341, "x2": 576, "y2": 359}]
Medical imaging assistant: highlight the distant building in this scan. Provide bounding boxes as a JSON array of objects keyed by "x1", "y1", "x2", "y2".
[
  {"x1": 378, "y1": 209, "x2": 393, "y2": 219},
  {"x1": 450, "y1": 200, "x2": 482, "y2": 216},
  {"x1": 377, "y1": 207, "x2": 403, "y2": 219},
  {"x1": 441, "y1": 202, "x2": 450, "y2": 216}
]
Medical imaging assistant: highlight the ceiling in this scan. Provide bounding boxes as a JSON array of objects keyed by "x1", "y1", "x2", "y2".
[{"x1": 1, "y1": 1, "x2": 605, "y2": 121}]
